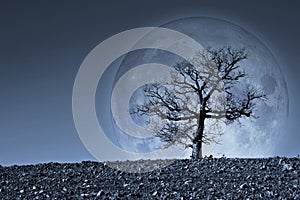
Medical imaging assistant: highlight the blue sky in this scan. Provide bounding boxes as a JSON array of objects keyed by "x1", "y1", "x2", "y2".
[{"x1": 0, "y1": 0, "x2": 299, "y2": 166}]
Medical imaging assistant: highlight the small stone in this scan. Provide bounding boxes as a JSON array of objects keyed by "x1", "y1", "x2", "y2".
[
  {"x1": 152, "y1": 191, "x2": 158, "y2": 196},
  {"x1": 97, "y1": 190, "x2": 104, "y2": 196},
  {"x1": 20, "y1": 189, "x2": 24, "y2": 193},
  {"x1": 291, "y1": 179, "x2": 298, "y2": 184},
  {"x1": 138, "y1": 183, "x2": 144, "y2": 189},
  {"x1": 282, "y1": 164, "x2": 293, "y2": 171},
  {"x1": 265, "y1": 191, "x2": 273, "y2": 197},
  {"x1": 240, "y1": 183, "x2": 249, "y2": 189},
  {"x1": 293, "y1": 184, "x2": 298, "y2": 189}
]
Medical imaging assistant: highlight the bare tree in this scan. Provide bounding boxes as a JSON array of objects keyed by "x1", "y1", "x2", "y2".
[{"x1": 130, "y1": 47, "x2": 266, "y2": 159}]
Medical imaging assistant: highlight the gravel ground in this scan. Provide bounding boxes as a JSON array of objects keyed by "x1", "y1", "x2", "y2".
[{"x1": 1, "y1": 157, "x2": 300, "y2": 199}]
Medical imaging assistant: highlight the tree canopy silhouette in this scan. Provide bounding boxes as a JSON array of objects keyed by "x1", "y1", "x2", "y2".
[{"x1": 130, "y1": 46, "x2": 266, "y2": 159}]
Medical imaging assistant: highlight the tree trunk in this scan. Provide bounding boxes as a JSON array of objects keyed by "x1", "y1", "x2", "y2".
[
  {"x1": 191, "y1": 114, "x2": 205, "y2": 159},
  {"x1": 192, "y1": 142, "x2": 202, "y2": 159}
]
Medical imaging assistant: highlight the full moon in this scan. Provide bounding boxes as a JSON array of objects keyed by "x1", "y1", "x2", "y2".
[{"x1": 96, "y1": 17, "x2": 288, "y2": 158}]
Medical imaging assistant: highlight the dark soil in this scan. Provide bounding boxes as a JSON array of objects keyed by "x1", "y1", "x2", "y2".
[{"x1": 1, "y1": 157, "x2": 299, "y2": 199}]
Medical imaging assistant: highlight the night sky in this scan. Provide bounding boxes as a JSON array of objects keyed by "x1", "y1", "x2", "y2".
[{"x1": 1, "y1": 0, "x2": 299, "y2": 166}]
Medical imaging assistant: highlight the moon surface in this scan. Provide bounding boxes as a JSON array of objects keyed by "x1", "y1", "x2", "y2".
[{"x1": 96, "y1": 17, "x2": 288, "y2": 158}]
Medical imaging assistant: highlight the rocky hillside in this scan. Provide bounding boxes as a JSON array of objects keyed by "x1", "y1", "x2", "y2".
[{"x1": 1, "y1": 157, "x2": 299, "y2": 199}]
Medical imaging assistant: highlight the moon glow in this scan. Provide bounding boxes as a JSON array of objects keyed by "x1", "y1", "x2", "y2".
[{"x1": 95, "y1": 17, "x2": 288, "y2": 159}]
